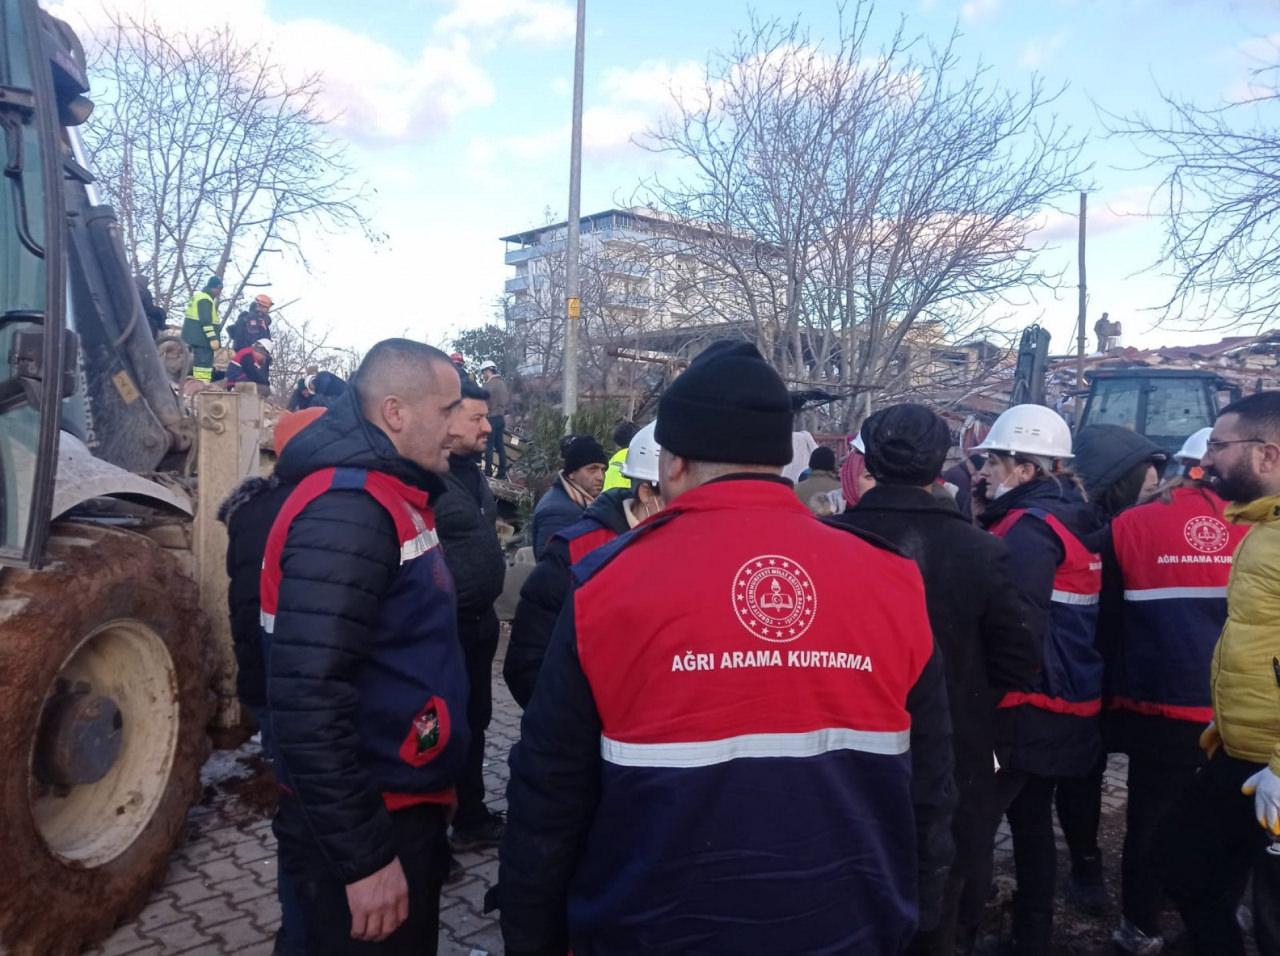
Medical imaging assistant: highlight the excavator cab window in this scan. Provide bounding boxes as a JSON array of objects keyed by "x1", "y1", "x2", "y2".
[
  {"x1": 1087, "y1": 377, "x2": 1142, "y2": 432},
  {"x1": 0, "y1": 0, "x2": 67, "y2": 566}
]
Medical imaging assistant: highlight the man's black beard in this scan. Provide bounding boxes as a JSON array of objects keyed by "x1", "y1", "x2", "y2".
[{"x1": 1208, "y1": 466, "x2": 1267, "y2": 505}]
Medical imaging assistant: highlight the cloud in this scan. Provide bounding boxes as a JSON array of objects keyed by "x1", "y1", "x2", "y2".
[
  {"x1": 500, "y1": 59, "x2": 705, "y2": 163},
  {"x1": 601, "y1": 59, "x2": 706, "y2": 108},
  {"x1": 1018, "y1": 31, "x2": 1069, "y2": 70},
  {"x1": 1222, "y1": 32, "x2": 1280, "y2": 103},
  {"x1": 503, "y1": 105, "x2": 652, "y2": 162},
  {"x1": 961, "y1": 0, "x2": 1001, "y2": 22},
  {"x1": 1032, "y1": 187, "x2": 1155, "y2": 243},
  {"x1": 432, "y1": 0, "x2": 575, "y2": 44},
  {"x1": 47, "y1": 0, "x2": 495, "y2": 143}
]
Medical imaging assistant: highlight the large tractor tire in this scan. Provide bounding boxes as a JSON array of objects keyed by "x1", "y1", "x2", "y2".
[{"x1": 0, "y1": 523, "x2": 212, "y2": 955}]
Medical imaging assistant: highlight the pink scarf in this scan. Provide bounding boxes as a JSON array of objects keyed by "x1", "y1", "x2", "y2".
[{"x1": 841, "y1": 451, "x2": 868, "y2": 507}]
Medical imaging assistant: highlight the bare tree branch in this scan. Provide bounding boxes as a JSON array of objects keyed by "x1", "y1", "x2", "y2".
[
  {"x1": 1107, "y1": 59, "x2": 1280, "y2": 331},
  {"x1": 81, "y1": 11, "x2": 380, "y2": 319},
  {"x1": 636, "y1": 2, "x2": 1084, "y2": 426}
]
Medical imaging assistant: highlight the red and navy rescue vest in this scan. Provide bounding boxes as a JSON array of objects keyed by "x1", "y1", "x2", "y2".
[
  {"x1": 565, "y1": 478, "x2": 934, "y2": 953},
  {"x1": 566, "y1": 522, "x2": 619, "y2": 564},
  {"x1": 260, "y1": 466, "x2": 470, "y2": 807},
  {"x1": 992, "y1": 506, "x2": 1103, "y2": 719},
  {"x1": 1109, "y1": 485, "x2": 1246, "y2": 724}
]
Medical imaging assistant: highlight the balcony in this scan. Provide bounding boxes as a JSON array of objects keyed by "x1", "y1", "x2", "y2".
[
  {"x1": 504, "y1": 245, "x2": 537, "y2": 266},
  {"x1": 504, "y1": 274, "x2": 549, "y2": 294}
]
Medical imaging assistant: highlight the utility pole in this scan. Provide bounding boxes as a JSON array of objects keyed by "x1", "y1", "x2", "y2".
[
  {"x1": 561, "y1": 0, "x2": 586, "y2": 429},
  {"x1": 1074, "y1": 191, "x2": 1087, "y2": 428}
]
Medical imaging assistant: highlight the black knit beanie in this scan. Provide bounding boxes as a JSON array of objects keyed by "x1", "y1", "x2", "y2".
[
  {"x1": 809, "y1": 446, "x2": 837, "y2": 472},
  {"x1": 861, "y1": 403, "x2": 951, "y2": 486},
  {"x1": 656, "y1": 340, "x2": 793, "y2": 465},
  {"x1": 561, "y1": 434, "x2": 607, "y2": 474}
]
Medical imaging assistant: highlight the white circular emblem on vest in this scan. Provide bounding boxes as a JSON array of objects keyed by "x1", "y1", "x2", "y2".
[
  {"x1": 731, "y1": 554, "x2": 817, "y2": 643},
  {"x1": 1184, "y1": 515, "x2": 1230, "y2": 554}
]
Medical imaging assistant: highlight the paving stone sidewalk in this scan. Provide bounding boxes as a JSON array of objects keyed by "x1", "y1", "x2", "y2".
[
  {"x1": 88, "y1": 633, "x2": 1151, "y2": 955},
  {"x1": 88, "y1": 639, "x2": 523, "y2": 955}
]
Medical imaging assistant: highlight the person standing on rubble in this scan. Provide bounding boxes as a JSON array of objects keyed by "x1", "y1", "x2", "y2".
[
  {"x1": 230, "y1": 294, "x2": 274, "y2": 352},
  {"x1": 181, "y1": 275, "x2": 224, "y2": 383}
]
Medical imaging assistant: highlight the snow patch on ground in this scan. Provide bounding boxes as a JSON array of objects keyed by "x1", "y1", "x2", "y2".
[{"x1": 199, "y1": 733, "x2": 262, "y2": 788}]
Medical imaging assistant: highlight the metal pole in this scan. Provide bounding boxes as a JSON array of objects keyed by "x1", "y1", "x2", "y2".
[
  {"x1": 561, "y1": 0, "x2": 586, "y2": 430},
  {"x1": 1074, "y1": 191, "x2": 1087, "y2": 428}
]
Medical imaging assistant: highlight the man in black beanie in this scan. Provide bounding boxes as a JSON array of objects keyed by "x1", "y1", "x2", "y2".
[
  {"x1": 530, "y1": 433, "x2": 608, "y2": 556},
  {"x1": 833, "y1": 403, "x2": 1040, "y2": 955},
  {"x1": 795, "y1": 445, "x2": 841, "y2": 514},
  {"x1": 497, "y1": 342, "x2": 956, "y2": 954}
]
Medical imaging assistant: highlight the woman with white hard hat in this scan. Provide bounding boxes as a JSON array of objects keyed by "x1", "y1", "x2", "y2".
[{"x1": 970, "y1": 404, "x2": 1107, "y2": 953}]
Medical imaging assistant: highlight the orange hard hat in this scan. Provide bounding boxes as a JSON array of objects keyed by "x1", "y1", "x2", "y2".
[
  {"x1": 273, "y1": 407, "x2": 325, "y2": 456},
  {"x1": 255, "y1": 294, "x2": 274, "y2": 308}
]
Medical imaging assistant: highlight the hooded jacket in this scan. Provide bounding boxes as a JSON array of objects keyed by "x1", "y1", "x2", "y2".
[
  {"x1": 1213, "y1": 492, "x2": 1280, "y2": 774},
  {"x1": 435, "y1": 453, "x2": 506, "y2": 617},
  {"x1": 505, "y1": 489, "x2": 631, "y2": 708},
  {"x1": 979, "y1": 476, "x2": 1105, "y2": 777},
  {"x1": 261, "y1": 388, "x2": 470, "y2": 884}
]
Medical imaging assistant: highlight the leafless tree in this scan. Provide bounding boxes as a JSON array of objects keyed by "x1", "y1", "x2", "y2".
[
  {"x1": 637, "y1": 3, "x2": 1084, "y2": 426},
  {"x1": 80, "y1": 10, "x2": 377, "y2": 317},
  {"x1": 1110, "y1": 62, "x2": 1280, "y2": 330},
  {"x1": 267, "y1": 313, "x2": 361, "y2": 400}
]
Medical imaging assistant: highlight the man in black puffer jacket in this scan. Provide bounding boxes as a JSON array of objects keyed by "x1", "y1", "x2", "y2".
[
  {"x1": 262, "y1": 339, "x2": 468, "y2": 954},
  {"x1": 435, "y1": 381, "x2": 507, "y2": 850}
]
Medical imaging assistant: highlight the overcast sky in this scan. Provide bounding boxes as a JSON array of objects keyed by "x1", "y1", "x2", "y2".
[{"x1": 46, "y1": 0, "x2": 1280, "y2": 355}]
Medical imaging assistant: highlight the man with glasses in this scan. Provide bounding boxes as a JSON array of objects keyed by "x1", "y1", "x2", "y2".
[{"x1": 1162, "y1": 391, "x2": 1280, "y2": 955}]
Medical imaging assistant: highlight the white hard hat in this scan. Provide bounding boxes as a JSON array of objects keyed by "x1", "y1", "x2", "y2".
[
  {"x1": 253, "y1": 338, "x2": 273, "y2": 355},
  {"x1": 1175, "y1": 426, "x2": 1213, "y2": 464},
  {"x1": 850, "y1": 433, "x2": 866, "y2": 454},
  {"x1": 479, "y1": 360, "x2": 498, "y2": 372},
  {"x1": 620, "y1": 421, "x2": 660, "y2": 483},
  {"x1": 974, "y1": 404, "x2": 1074, "y2": 460}
]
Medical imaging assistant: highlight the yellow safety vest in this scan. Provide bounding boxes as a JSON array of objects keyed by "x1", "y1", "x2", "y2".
[
  {"x1": 184, "y1": 291, "x2": 222, "y2": 347},
  {"x1": 602, "y1": 447, "x2": 630, "y2": 491}
]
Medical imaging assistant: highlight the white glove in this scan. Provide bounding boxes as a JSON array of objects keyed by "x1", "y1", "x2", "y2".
[{"x1": 1242, "y1": 767, "x2": 1280, "y2": 835}]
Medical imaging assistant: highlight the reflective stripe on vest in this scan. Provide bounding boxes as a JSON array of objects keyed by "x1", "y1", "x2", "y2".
[
  {"x1": 991, "y1": 506, "x2": 1102, "y2": 717},
  {"x1": 1108, "y1": 486, "x2": 1244, "y2": 722},
  {"x1": 185, "y1": 291, "x2": 221, "y2": 339}
]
